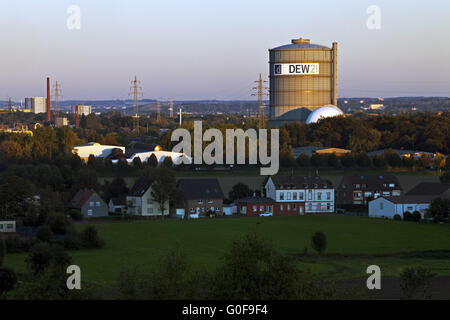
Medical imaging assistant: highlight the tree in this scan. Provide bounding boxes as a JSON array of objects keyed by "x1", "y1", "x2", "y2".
[
  {"x1": 81, "y1": 226, "x2": 105, "y2": 249},
  {"x1": 212, "y1": 233, "x2": 335, "y2": 299},
  {"x1": 341, "y1": 153, "x2": 355, "y2": 168},
  {"x1": 0, "y1": 267, "x2": 17, "y2": 296},
  {"x1": 0, "y1": 175, "x2": 34, "y2": 219},
  {"x1": 87, "y1": 154, "x2": 97, "y2": 167},
  {"x1": 310, "y1": 153, "x2": 323, "y2": 167},
  {"x1": 228, "y1": 182, "x2": 252, "y2": 201},
  {"x1": 427, "y1": 198, "x2": 450, "y2": 221},
  {"x1": 373, "y1": 154, "x2": 386, "y2": 168},
  {"x1": 0, "y1": 140, "x2": 24, "y2": 163},
  {"x1": 150, "y1": 167, "x2": 177, "y2": 220},
  {"x1": 433, "y1": 152, "x2": 446, "y2": 172},
  {"x1": 411, "y1": 211, "x2": 421, "y2": 222},
  {"x1": 311, "y1": 231, "x2": 327, "y2": 254},
  {"x1": 37, "y1": 225, "x2": 53, "y2": 242},
  {"x1": 327, "y1": 153, "x2": 340, "y2": 168},
  {"x1": 356, "y1": 152, "x2": 372, "y2": 167},
  {"x1": 148, "y1": 154, "x2": 158, "y2": 167},
  {"x1": 417, "y1": 153, "x2": 431, "y2": 169},
  {"x1": 162, "y1": 156, "x2": 173, "y2": 168},
  {"x1": 132, "y1": 157, "x2": 143, "y2": 169},
  {"x1": 384, "y1": 150, "x2": 402, "y2": 167},
  {"x1": 0, "y1": 238, "x2": 4, "y2": 266}
]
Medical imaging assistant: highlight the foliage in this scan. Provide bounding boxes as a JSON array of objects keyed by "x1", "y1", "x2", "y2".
[
  {"x1": 403, "y1": 211, "x2": 412, "y2": 221},
  {"x1": 69, "y1": 209, "x2": 84, "y2": 221},
  {"x1": 0, "y1": 266, "x2": 17, "y2": 296},
  {"x1": 37, "y1": 225, "x2": 54, "y2": 242},
  {"x1": 427, "y1": 198, "x2": 450, "y2": 221},
  {"x1": 440, "y1": 171, "x2": 450, "y2": 183},
  {"x1": 393, "y1": 214, "x2": 402, "y2": 221},
  {"x1": 311, "y1": 231, "x2": 327, "y2": 254},
  {"x1": 150, "y1": 167, "x2": 177, "y2": 219},
  {"x1": 400, "y1": 267, "x2": 435, "y2": 299},
  {"x1": 228, "y1": 182, "x2": 252, "y2": 201},
  {"x1": 26, "y1": 243, "x2": 71, "y2": 276},
  {"x1": 411, "y1": 211, "x2": 422, "y2": 222},
  {"x1": 81, "y1": 226, "x2": 105, "y2": 249},
  {"x1": 147, "y1": 154, "x2": 158, "y2": 167},
  {"x1": 0, "y1": 238, "x2": 4, "y2": 266}
]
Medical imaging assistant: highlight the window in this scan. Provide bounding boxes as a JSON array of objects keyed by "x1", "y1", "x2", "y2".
[
  {"x1": 326, "y1": 192, "x2": 331, "y2": 200},
  {"x1": 90, "y1": 201, "x2": 94, "y2": 207},
  {"x1": 198, "y1": 200, "x2": 203, "y2": 204},
  {"x1": 308, "y1": 203, "x2": 312, "y2": 210},
  {"x1": 308, "y1": 191, "x2": 312, "y2": 200},
  {"x1": 392, "y1": 190, "x2": 401, "y2": 196},
  {"x1": 407, "y1": 206, "x2": 413, "y2": 211},
  {"x1": 327, "y1": 203, "x2": 331, "y2": 210},
  {"x1": 287, "y1": 204, "x2": 291, "y2": 211},
  {"x1": 190, "y1": 208, "x2": 195, "y2": 212},
  {"x1": 382, "y1": 191, "x2": 390, "y2": 196},
  {"x1": 147, "y1": 198, "x2": 153, "y2": 204},
  {"x1": 299, "y1": 192, "x2": 304, "y2": 200},
  {"x1": 380, "y1": 202, "x2": 384, "y2": 210},
  {"x1": 96, "y1": 201, "x2": 100, "y2": 207},
  {"x1": 280, "y1": 205, "x2": 284, "y2": 211},
  {"x1": 0, "y1": 224, "x2": 3, "y2": 230},
  {"x1": 287, "y1": 192, "x2": 292, "y2": 200},
  {"x1": 241, "y1": 206, "x2": 247, "y2": 213},
  {"x1": 253, "y1": 205, "x2": 257, "y2": 212},
  {"x1": 293, "y1": 193, "x2": 298, "y2": 200},
  {"x1": 260, "y1": 205, "x2": 264, "y2": 211},
  {"x1": 317, "y1": 193, "x2": 322, "y2": 200},
  {"x1": 279, "y1": 192, "x2": 284, "y2": 200},
  {"x1": 208, "y1": 199, "x2": 213, "y2": 204},
  {"x1": 389, "y1": 183, "x2": 395, "y2": 187},
  {"x1": 216, "y1": 207, "x2": 220, "y2": 211},
  {"x1": 87, "y1": 209, "x2": 93, "y2": 216},
  {"x1": 147, "y1": 208, "x2": 153, "y2": 214}
]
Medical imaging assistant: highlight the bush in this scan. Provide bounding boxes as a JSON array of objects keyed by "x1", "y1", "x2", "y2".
[
  {"x1": 63, "y1": 230, "x2": 83, "y2": 250},
  {"x1": 393, "y1": 214, "x2": 402, "y2": 221},
  {"x1": 400, "y1": 267, "x2": 435, "y2": 299},
  {"x1": 48, "y1": 213, "x2": 71, "y2": 234},
  {"x1": 26, "y1": 243, "x2": 71, "y2": 275},
  {"x1": 4, "y1": 236, "x2": 36, "y2": 253},
  {"x1": 411, "y1": 211, "x2": 422, "y2": 222},
  {"x1": 81, "y1": 226, "x2": 105, "y2": 249},
  {"x1": 311, "y1": 231, "x2": 327, "y2": 254},
  {"x1": 403, "y1": 211, "x2": 412, "y2": 221},
  {"x1": 0, "y1": 266, "x2": 17, "y2": 295},
  {"x1": 69, "y1": 209, "x2": 84, "y2": 221},
  {"x1": 37, "y1": 225, "x2": 53, "y2": 243}
]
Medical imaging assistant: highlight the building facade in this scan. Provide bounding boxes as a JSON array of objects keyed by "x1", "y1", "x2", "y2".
[
  {"x1": 177, "y1": 178, "x2": 224, "y2": 217},
  {"x1": 126, "y1": 177, "x2": 169, "y2": 217},
  {"x1": 72, "y1": 142, "x2": 125, "y2": 162},
  {"x1": 337, "y1": 174, "x2": 402, "y2": 205},
  {"x1": 69, "y1": 189, "x2": 109, "y2": 218},
  {"x1": 368, "y1": 195, "x2": 434, "y2": 219},
  {"x1": 264, "y1": 175, "x2": 335, "y2": 214}
]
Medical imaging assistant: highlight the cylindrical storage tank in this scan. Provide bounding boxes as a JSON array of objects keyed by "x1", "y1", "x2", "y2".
[{"x1": 268, "y1": 38, "x2": 338, "y2": 127}]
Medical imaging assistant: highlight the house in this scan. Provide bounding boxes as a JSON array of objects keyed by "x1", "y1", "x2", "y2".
[
  {"x1": 116, "y1": 150, "x2": 192, "y2": 166},
  {"x1": 108, "y1": 196, "x2": 126, "y2": 214},
  {"x1": 264, "y1": 175, "x2": 335, "y2": 214},
  {"x1": 69, "y1": 189, "x2": 109, "y2": 218},
  {"x1": 368, "y1": 195, "x2": 435, "y2": 219},
  {"x1": 126, "y1": 177, "x2": 169, "y2": 217},
  {"x1": 177, "y1": 178, "x2": 224, "y2": 217},
  {"x1": 236, "y1": 197, "x2": 275, "y2": 216},
  {"x1": 0, "y1": 221, "x2": 16, "y2": 233},
  {"x1": 337, "y1": 174, "x2": 402, "y2": 205},
  {"x1": 405, "y1": 182, "x2": 450, "y2": 198}
]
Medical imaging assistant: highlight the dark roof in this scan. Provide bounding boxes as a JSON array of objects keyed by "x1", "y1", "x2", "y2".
[
  {"x1": 405, "y1": 182, "x2": 450, "y2": 196},
  {"x1": 236, "y1": 197, "x2": 275, "y2": 204},
  {"x1": 70, "y1": 189, "x2": 96, "y2": 208},
  {"x1": 110, "y1": 196, "x2": 126, "y2": 206},
  {"x1": 268, "y1": 175, "x2": 332, "y2": 189},
  {"x1": 339, "y1": 174, "x2": 402, "y2": 191},
  {"x1": 271, "y1": 43, "x2": 330, "y2": 50},
  {"x1": 177, "y1": 178, "x2": 224, "y2": 199},
  {"x1": 129, "y1": 177, "x2": 154, "y2": 197},
  {"x1": 383, "y1": 195, "x2": 436, "y2": 204}
]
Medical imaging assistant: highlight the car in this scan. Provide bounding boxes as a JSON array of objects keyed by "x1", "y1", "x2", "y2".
[{"x1": 259, "y1": 212, "x2": 273, "y2": 217}]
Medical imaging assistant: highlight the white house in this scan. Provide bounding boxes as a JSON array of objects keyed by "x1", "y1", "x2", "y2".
[
  {"x1": 264, "y1": 175, "x2": 335, "y2": 214},
  {"x1": 0, "y1": 221, "x2": 16, "y2": 233},
  {"x1": 113, "y1": 150, "x2": 192, "y2": 166},
  {"x1": 368, "y1": 195, "x2": 435, "y2": 219},
  {"x1": 126, "y1": 177, "x2": 169, "y2": 217}
]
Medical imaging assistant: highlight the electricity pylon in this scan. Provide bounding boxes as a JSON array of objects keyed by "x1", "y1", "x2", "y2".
[
  {"x1": 52, "y1": 81, "x2": 63, "y2": 116},
  {"x1": 129, "y1": 76, "x2": 143, "y2": 134},
  {"x1": 252, "y1": 73, "x2": 268, "y2": 129}
]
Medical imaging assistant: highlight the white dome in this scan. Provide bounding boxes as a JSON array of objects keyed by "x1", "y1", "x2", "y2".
[{"x1": 306, "y1": 105, "x2": 343, "y2": 124}]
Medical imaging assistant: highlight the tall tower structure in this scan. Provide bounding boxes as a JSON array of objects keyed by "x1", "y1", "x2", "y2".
[
  {"x1": 129, "y1": 76, "x2": 142, "y2": 133},
  {"x1": 169, "y1": 97, "x2": 174, "y2": 118},
  {"x1": 252, "y1": 73, "x2": 268, "y2": 129},
  {"x1": 52, "y1": 81, "x2": 62, "y2": 116},
  {"x1": 46, "y1": 77, "x2": 51, "y2": 121},
  {"x1": 156, "y1": 101, "x2": 161, "y2": 123}
]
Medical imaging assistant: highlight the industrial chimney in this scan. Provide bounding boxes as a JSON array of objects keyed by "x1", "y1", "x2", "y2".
[{"x1": 46, "y1": 77, "x2": 51, "y2": 121}]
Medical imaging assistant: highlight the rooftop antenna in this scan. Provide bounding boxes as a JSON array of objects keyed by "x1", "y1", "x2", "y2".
[
  {"x1": 129, "y1": 76, "x2": 143, "y2": 134},
  {"x1": 252, "y1": 73, "x2": 268, "y2": 129}
]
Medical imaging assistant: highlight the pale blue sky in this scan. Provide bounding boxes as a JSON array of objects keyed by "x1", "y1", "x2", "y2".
[{"x1": 1, "y1": 0, "x2": 449, "y2": 100}]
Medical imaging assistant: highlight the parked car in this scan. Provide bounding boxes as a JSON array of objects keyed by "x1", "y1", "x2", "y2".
[{"x1": 259, "y1": 212, "x2": 273, "y2": 217}]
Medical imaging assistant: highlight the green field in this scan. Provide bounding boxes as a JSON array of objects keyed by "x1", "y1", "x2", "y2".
[{"x1": 4, "y1": 216, "x2": 450, "y2": 285}]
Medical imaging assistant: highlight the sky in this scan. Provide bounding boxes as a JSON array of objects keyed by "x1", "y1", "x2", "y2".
[{"x1": 1, "y1": 0, "x2": 449, "y2": 101}]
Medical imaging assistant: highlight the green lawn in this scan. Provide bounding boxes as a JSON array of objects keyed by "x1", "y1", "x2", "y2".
[{"x1": 4, "y1": 215, "x2": 450, "y2": 285}]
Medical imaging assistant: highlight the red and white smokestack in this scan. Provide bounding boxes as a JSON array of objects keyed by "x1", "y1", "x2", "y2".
[{"x1": 46, "y1": 77, "x2": 51, "y2": 121}]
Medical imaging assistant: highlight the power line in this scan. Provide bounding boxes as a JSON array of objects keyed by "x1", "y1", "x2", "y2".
[{"x1": 252, "y1": 73, "x2": 268, "y2": 129}]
